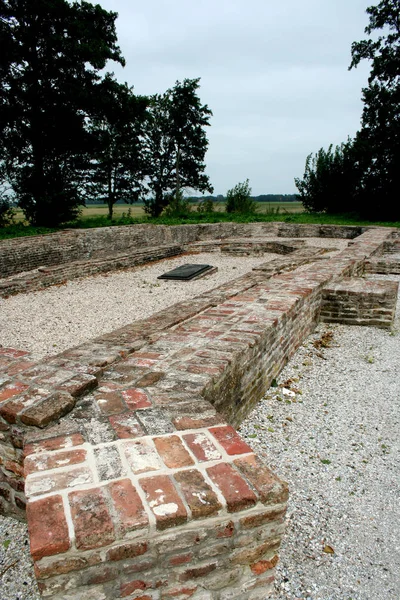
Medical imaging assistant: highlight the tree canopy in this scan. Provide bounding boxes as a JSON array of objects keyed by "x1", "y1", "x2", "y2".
[
  {"x1": 295, "y1": 0, "x2": 400, "y2": 220},
  {"x1": 142, "y1": 78, "x2": 213, "y2": 218},
  {"x1": 0, "y1": 0, "x2": 124, "y2": 226}
]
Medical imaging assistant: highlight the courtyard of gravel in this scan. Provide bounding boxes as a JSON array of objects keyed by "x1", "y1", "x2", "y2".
[{"x1": 0, "y1": 245, "x2": 398, "y2": 600}]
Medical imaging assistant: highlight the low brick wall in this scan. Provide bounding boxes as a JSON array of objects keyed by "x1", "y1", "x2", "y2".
[
  {"x1": 0, "y1": 244, "x2": 183, "y2": 298},
  {"x1": 0, "y1": 222, "x2": 365, "y2": 278},
  {"x1": 0, "y1": 225, "x2": 397, "y2": 600},
  {"x1": 321, "y1": 278, "x2": 399, "y2": 328}
]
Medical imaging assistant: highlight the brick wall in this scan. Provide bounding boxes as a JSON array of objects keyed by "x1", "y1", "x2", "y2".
[
  {"x1": 0, "y1": 225, "x2": 396, "y2": 599},
  {"x1": 0, "y1": 222, "x2": 364, "y2": 278},
  {"x1": 321, "y1": 278, "x2": 398, "y2": 328}
]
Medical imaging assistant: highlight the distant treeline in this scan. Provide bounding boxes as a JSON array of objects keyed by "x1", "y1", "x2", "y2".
[
  {"x1": 188, "y1": 194, "x2": 298, "y2": 203},
  {"x1": 85, "y1": 194, "x2": 298, "y2": 205}
]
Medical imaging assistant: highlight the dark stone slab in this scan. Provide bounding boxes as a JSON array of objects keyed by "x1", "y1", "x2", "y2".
[{"x1": 158, "y1": 264, "x2": 214, "y2": 281}]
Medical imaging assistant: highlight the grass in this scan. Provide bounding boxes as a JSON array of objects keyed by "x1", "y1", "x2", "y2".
[{"x1": 1, "y1": 201, "x2": 399, "y2": 240}]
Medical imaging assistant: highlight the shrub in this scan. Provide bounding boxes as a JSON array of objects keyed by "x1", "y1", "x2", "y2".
[
  {"x1": 225, "y1": 179, "x2": 257, "y2": 214},
  {"x1": 197, "y1": 197, "x2": 215, "y2": 213}
]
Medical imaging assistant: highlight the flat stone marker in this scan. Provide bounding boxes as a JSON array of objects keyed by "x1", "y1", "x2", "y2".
[{"x1": 158, "y1": 263, "x2": 215, "y2": 281}]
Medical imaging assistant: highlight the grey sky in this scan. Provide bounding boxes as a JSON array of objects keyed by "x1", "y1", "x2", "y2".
[{"x1": 94, "y1": 0, "x2": 372, "y2": 195}]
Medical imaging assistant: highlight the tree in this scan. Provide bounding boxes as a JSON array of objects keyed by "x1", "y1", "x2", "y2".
[
  {"x1": 86, "y1": 75, "x2": 148, "y2": 220},
  {"x1": 349, "y1": 0, "x2": 400, "y2": 219},
  {"x1": 143, "y1": 78, "x2": 213, "y2": 218},
  {"x1": 0, "y1": 0, "x2": 124, "y2": 226},
  {"x1": 225, "y1": 179, "x2": 257, "y2": 214},
  {"x1": 294, "y1": 142, "x2": 361, "y2": 213},
  {"x1": 295, "y1": 0, "x2": 400, "y2": 220}
]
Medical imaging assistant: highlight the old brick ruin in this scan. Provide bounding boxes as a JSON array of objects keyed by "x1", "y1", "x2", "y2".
[{"x1": 0, "y1": 222, "x2": 399, "y2": 600}]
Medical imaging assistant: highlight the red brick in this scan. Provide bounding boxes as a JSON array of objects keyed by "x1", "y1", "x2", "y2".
[
  {"x1": 120, "y1": 579, "x2": 147, "y2": 597},
  {"x1": 26, "y1": 466, "x2": 93, "y2": 497},
  {"x1": 24, "y1": 449, "x2": 87, "y2": 475},
  {"x1": 173, "y1": 415, "x2": 224, "y2": 430},
  {"x1": 140, "y1": 475, "x2": 187, "y2": 530},
  {"x1": 216, "y1": 520, "x2": 235, "y2": 538},
  {"x1": 240, "y1": 507, "x2": 287, "y2": 529},
  {"x1": 234, "y1": 454, "x2": 289, "y2": 504},
  {"x1": 250, "y1": 555, "x2": 279, "y2": 575},
  {"x1": 108, "y1": 479, "x2": 148, "y2": 534},
  {"x1": 122, "y1": 388, "x2": 152, "y2": 410},
  {"x1": 206, "y1": 463, "x2": 257, "y2": 512},
  {"x1": 34, "y1": 553, "x2": 102, "y2": 578},
  {"x1": 6, "y1": 360, "x2": 36, "y2": 376},
  {"x1": 179, "y1": 563, "x2": 217, "y2": 582},
  {"x1": 182, "y1": 432, "x2": 222, "y2": 462},
  {"x1": 69, "y1": 487, "x2": 115, "y2": 550},
  {"x1": 0, "y1": 348, "x2": 29, "y2": 359},
  {"x1": 95, "y1": 388, "x2": 126, "y2": 415},
  {"x1": 169, "y1": 552, "x2": 193, "y2": 566},
  {"x1": 161, "y1": 587, "x2": 197, "y2": 598},
  {"x1": 3, "y1": 459, "x2": 24, "y2": 477},
  {"x1": 209, "y1": 425, "x2": 253, "y2": 455},
  {"x1": 0, "y1": 381, "x2": 29, "y2": 403},
  {"x1": 135, "y1": 371, "x2": 165, "y2": 387},
  {"x1": 106, "y1": 541, "x2": 147, "y2": 562},
  {"x1": 55, "y1": 373, "x2": 97, "y2": 397},
  {"x1": 24, "y1": 433, "x2": 85, "y2": 456},
  {"x1": 27, "y1": 495, "x2": 70, "y2": 560},
  {"x1": 154, "y1": 435, "x2": 194, "y2": 469},
  {"x1": 20, "y1": 392, "x2": 75, "y2": 427},
  {"x1": 173, "y1": 469, "x2": 221, "y2": 518},
  {"x1": 124, "y1": 439, "x2": 162, "y2": 474},
  {"x1": 109, "y1": 413, "x2": 145, "y2": 439}
]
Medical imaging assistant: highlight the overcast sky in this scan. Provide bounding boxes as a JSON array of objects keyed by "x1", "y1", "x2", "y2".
[{"x1": 93, "y1": 0, "x2": 372, "y2": 195}]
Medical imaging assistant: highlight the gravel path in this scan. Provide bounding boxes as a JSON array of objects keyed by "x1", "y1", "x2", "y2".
[{"x1": 2, "y1": 240, "x2": 398, "y2": 600}]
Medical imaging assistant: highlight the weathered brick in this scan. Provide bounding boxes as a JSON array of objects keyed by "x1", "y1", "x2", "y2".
[
  {"x1": 234, "y1": 454, "x2": 289, "y2": 504},
  {"x1": 20, "y1": 392, "x2": 75, "y2": 428},
  {"x1": 140, "y1": 475, "x2": 187, "y2": 530},
  {"x1": 240, "y1": 507, "x2": 287, "y2": 529},
  {"x1": 26, "y1": 465, "x2": 93, "y2": 497},
  {"x1": 24, "y1": 448, "x2": 87, "y2": 475},
  {"x1": 209, "y1": 426, "x2": 253, "y2": 455},
  {"x1": 173, "y1": 469, "x2": 221, "y2": 518},
  {"x1": 24, "y1": 432, "x2": 85, "y2": 456},
  {"x1": 108, "y1": 478, "x2": 149, "y2": 534},
  {"x1": 69, "y1": 487, "x2": 115, "y2": 550},
  {"x1": 122, "y1": 388, "x2": 152, "y2": 410},
  {"x1": 34, "y1": 553, "x2": 102, "y2": 578},
  {"x1": 250, "y1": 555, "x2": 279, "y2": 574},
  {"x1": 0, "y1": 381, "x2": 29, "y2": 403},
  {"x1": 154, "y1": 435, "x2": 194, "y2": 469},
  {"x1": 124, "y1": 439, "x2": 162, "y2": 474},
  {"x1": 109, "y1": 412, "x2": 145, "y2": 439},
  {"x1": 106, "y1": 541, "x2": 148, "y2": 562},
  {"x1": 231, "y1": 538, "x2": 281, "y2": 565},
  {"x1": 182, "y1": 432, "x2": 222, "y2": 462},
  {"x1": 206, "y1": 463, "x2": 257, "y2": 512},
  {"x1": 27, "y1": 495, "x2": 70, "y2": 560},
  {"x1": 179, "y1": 562, "x2": 217, "y2": 582}
]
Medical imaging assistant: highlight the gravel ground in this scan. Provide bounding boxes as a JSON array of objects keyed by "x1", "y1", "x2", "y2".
[
  {"x1": 2, "y1": 239, "x2": 397, "y2": 600},
  {"x1": 240, "y1": 274, "x2": 400, "y2": 600}
]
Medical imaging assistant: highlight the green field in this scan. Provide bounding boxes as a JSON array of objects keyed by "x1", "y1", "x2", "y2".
[{"x1": 81, "y1": 201, "x2": 304, "y2": 219}]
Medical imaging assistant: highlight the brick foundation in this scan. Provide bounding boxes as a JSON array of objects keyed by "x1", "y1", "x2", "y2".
[{"x1": 0, "y1": 223, "x2": 398, "y2": 599}]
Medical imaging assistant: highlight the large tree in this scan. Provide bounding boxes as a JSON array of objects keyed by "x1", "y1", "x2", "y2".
[
  {"x1": 349, "y1": 0, "x2": 400, "y2": 219},
  {"x1": 86, "y1": 75, "x2": 148, "y2": 220},
  {"x1": 295, "y1": 0, "x2": 400, "y2": 220},
  {"x1": 143, "y1": 78, "x2": 213, "y2": 218},
  {"x1": 0, "y1": 0, "x2": 124, "y2": 226}
]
